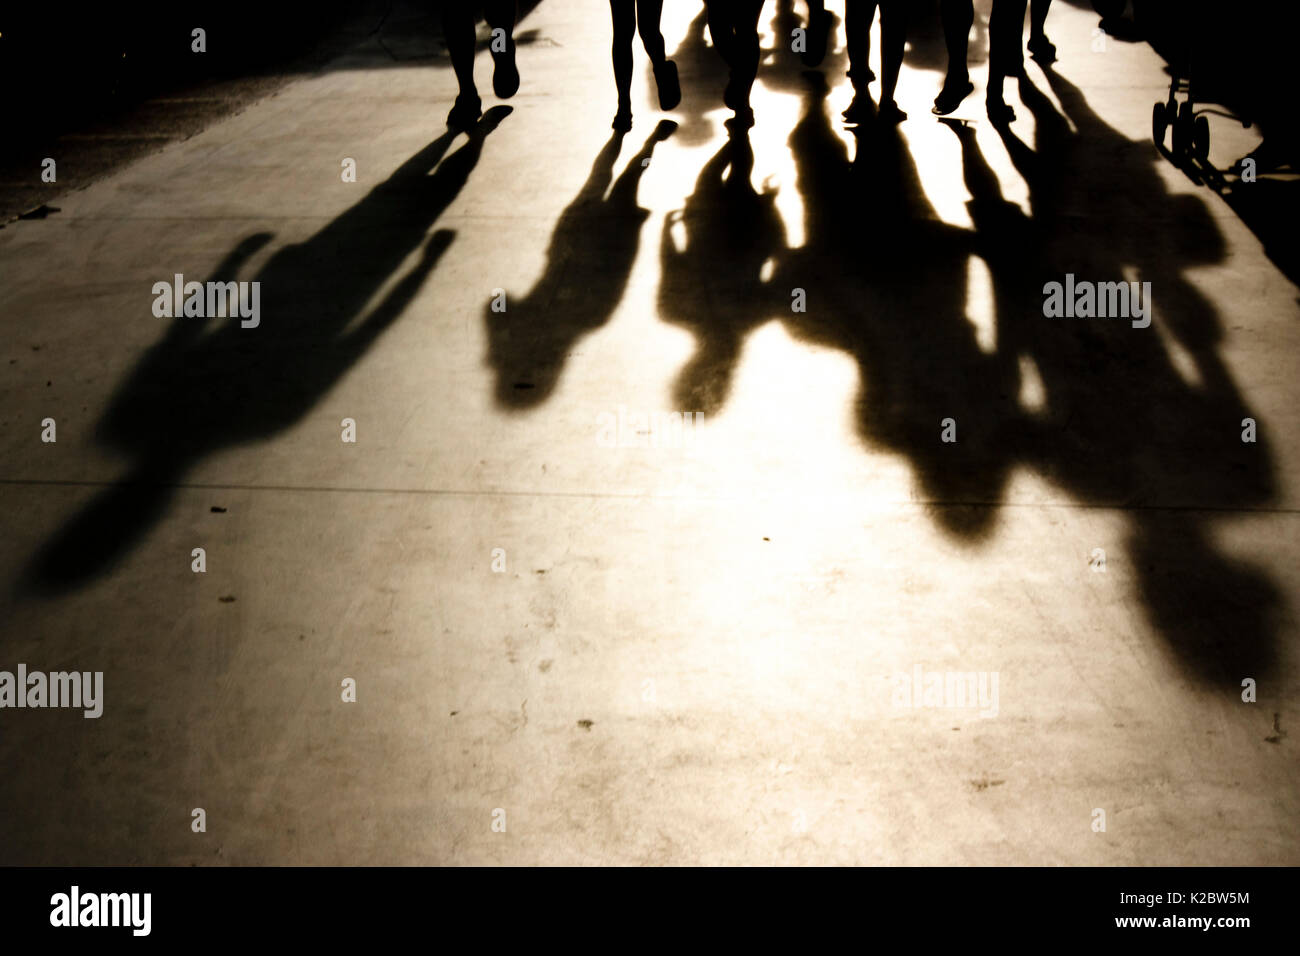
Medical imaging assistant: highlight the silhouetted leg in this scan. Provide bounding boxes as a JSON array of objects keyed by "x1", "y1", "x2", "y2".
[
  {"x1": 638, "y1": 0, "x2": 680, "y2": 110},
  {"x1": 933, "y1": 0, "x2": 974, "y2": 114},
  {"x1": 442, "y1": 6, "x2": 482, "y2": 130},
  {"x1": 484, "y1": 0, "x2": 519, "y2": 99},
  {"x1": 845, "y1": 0, "x2": 876, "y2": 91},
  {"x1": 704, "y1": 0, "x2": 734, "y2": 67},
  {"x1": 987, "y1": 0, "x2": 1027, "y2": 122},
  {"x1": 728, "y1": 0, "x2": 765, "y2": 125},
  {"x1": 1028, "y1": 0, "x2": 1055, "y2": 60},
  {"x1": 878, "y1": 0, "x2": 908, "y2": 120},
  {"x1": 611, "y1": 0, "x2": 636, "y2": 128}
]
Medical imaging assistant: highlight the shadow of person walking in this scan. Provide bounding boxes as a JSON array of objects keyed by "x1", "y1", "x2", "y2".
[
  {"x1": 777, "y1": 73, "x2": 1015, "y2": 538},
  {"x1": 658, "y1": 125, "x2": 787, "y2": 414},
  {"x1": 946, "y1": 66, "x2": 1280, "y2": 683},
  {"x1": 485, "y1": 119, "x2": 677, "y2": 409},
  {"x1": 25, "y1": 107, "x2": 513, "y2": 595}
]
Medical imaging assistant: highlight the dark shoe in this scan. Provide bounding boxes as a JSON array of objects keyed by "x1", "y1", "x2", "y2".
[
  {"x1": 986, "y1": 97, "x2": 1015, "y2": 125},
  {"x1": 491, "y1": 37, "x2": 519, "y2": 99},
  {"x1": 654, "y1": 59, "x2": 681, "y2": 111},
  {"x1": 878, "y1": 99, "x2": 907, "y2": 124},
  {"x1": 1028, "y1": 34, "x2": 1057, "y2": 63},
  {"x1": 801, "y1": 10, "x2": 832, "y2": 68},
  {"x1": 842, "y1": 94, "x2": 870, "y2": 124},
  {"x1": 932, "y1": 78, "x2": 973, "y2": 115},
  {"x1": 447, "y1": 92, "x2": 482, "y2": 131},
  {"x1": 612, "y1": 105, "x2": 633, "y2": 131}
]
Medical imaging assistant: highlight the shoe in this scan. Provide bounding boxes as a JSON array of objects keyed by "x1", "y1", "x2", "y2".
[
  {"x1": 801, "y1": 10, "x2": 832, "y2": 68},
  {"x1": 654, "y1": 59, "x2": 681, "y2": 111},
  {"x1": 878, "y1": 99, "x2": 907, "y2": 124},
  {"x1": 932, "y1": 78, "x2": 973, "y2": 115},
  {"x1": 491, "y1": 37, "x2": 519, "y2": 99},
  {"x1": 842, "y1": 94, "x2": 869, "y2": 124},
  {"x1": 447, "y1": 92, "x2": 482, "y2": 131},
  {"x1": 612, "y1": 105, "x2": 633, "y2": 131},
  {"x1": 1028, "y1": 35, "x2": 1057, "y2": 63},
  {"x1": 986, "y1": 98, "x2": 1015, "y2": 125}
]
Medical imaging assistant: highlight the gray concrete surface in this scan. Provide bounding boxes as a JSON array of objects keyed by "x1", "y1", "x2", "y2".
[{"x1": 0, "y1": 0, "x2": 1296, "y2": 865}]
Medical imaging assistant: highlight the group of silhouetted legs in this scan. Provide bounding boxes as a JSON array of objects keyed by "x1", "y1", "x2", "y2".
[{"x1": 441, "y1": 1, "x2": 1059, "y2": 131}]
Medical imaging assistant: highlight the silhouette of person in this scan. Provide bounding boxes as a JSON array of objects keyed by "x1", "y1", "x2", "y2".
[
  {"x1": 443, "y1": 1, "x2": 519, "y2": 131},
  {"x1": 609, "y1": 0, "x2": 681, "y2": 131},
  {"x1": 703, "y1": 0, "x2": 768, "y2": 127},
  {"x1": 842, "y1": 0, "x2": 909, "y2": 124},
  {"x1": 931, "y1": 0, "x2": 1027, "y2": 123}
]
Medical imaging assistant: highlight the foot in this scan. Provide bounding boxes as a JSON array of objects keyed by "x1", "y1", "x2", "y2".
[
  {"x1": 654, "y1": 59, "x2": 681, "y2": 111},
  {"x1": 447, "y1": 92, "x2": 482, "y2": 131},
  {"x1": 612, "y1": 104, "x2": 633, "y2": 131},
  {"x1": 801, "y1": 10, "x2": 832, "y2": 68},
  {"x1": 986, "y1": 97, "x2": 1015, "y2": 125},
  {"x1": 842, "y1": 94, "x2": 870, "y2": 124},
  {"x1": 1028, "y1": 34, "x2": 1057, "y2": 63},
  {"x1": 932, "y1": 77, "x2": 973, "y2": 115},
  {"x1": 491, "y1": 36, "x2": 519, "y2": 99},
  {"x1": 878, "y1": 99, "x2": 907, "y2": 124}
]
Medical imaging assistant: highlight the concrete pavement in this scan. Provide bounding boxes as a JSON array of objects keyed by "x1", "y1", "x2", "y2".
[{"x1": 0, "y1": 0, "x2": 1296, "y2": 864}]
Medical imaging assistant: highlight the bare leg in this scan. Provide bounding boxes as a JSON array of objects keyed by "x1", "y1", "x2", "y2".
[
  {"x1": 879, "y1": 0, "x2": 907, "y2": 118},
  {"x1": 484, "y1": 0, "x2": 519, "y2": 99},
  {"x1": 442, "y1": 5, "x2": 481, "y2": 129},
  {"x1": 729, "y1": 0, "x2": 765, "y2": 123},
  {"x1": 1030, "y1": 0, "x2": 1051, "y2": 42},
  {"x1": 846, "y1": 0, "x2": 876, "y2": 90},
  {"x1": 442, "y1": 6, "x2": 478, "y2": 101},
  {"x1": 933, "y1": 0, "x2": 974, "y2": 114},
  {"x1": 987, "y1": 0, "x2": 1027, "y2": 121},
  {"x1": 1028, "y1": 0, "x2": 1056, "y2": 61},
  {"x1": 610, "y1": 0, "x2": 636, "y2": 127},
  {"x1": 636, "y1": 0, "x2": 667, "y2": 63}
]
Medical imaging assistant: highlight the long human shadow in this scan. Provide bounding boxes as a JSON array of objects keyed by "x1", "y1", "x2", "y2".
[
  {"x1": 777, "y1": 73, "x2": 1015, "y2": 537},
  {"x1": 658, "y1": 126, "x2": 787, "y2": 413},
  {"x1": 485, "y1": 120, "x2": 676, "y2": 409},
  {"x1": 25, "y1": 107, "x2": 512, "y2": 595},
  {"x1": 949, "y1": 67, "x2": 1279, "y2": 682}
]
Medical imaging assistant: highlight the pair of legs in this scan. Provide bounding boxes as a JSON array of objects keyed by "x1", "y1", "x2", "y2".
[
  {"x1": 704, "y1": 0, "x2": 766, "y2": 126},
  {"x1": 609, "y1": 0, "x2": 680, "y2": 130},
  {"x1": 932, "y1": 0, "x2": 1026, "y2": 122},
  {"x1": 442, "y1": 1, "x2": 519, "y2": 131},
  {"x1": 844, "y1": 0, "x2": 908, "y2": 120}
]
